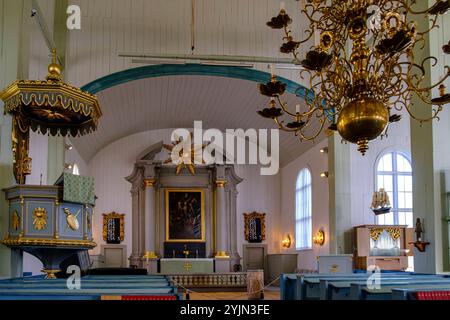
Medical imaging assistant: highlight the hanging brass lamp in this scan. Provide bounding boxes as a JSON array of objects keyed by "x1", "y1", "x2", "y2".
[
  {"x1": 258, "y1": 1, "x2": 450, "y2": 155},
  {"x1": 0, "y1": 49, "x2": 102, "y2": 184}
]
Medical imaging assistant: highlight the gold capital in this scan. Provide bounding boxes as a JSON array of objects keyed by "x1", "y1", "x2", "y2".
[
  {"x1": 144, "y1": 179, "x2": 156, "y2": 187},
  {"x1": 215, "y1": 180, "x2": 227, "y2": 188}
]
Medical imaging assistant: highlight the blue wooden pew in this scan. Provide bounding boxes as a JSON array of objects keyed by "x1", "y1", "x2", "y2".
[
  {"x1": 316, "y1": 275, "x2": 444, "y2": 300},
  {"x1": 392, "y1": 287, "x2": 450, "y2": 300},
  {"x1": 295, "y1": 273, "x2": 419, "y2": 300},
  {"x1": 354, "y1": 283, "x2": 450, "y2": 300},
  {"x1": 280, "y1": 272, "x2": 415, "y2": 300},
  {"x1": 325, "y1": 278, "x2": 450, "y2": 300},
  {"x1": 0, "y1": 275, "x2": 182, "y2": 300}
]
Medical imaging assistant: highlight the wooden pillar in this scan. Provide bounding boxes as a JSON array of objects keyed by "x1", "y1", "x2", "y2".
[
  {"x1": 215, "y1": 180, "x2": 228, "y2": 257},
  {"x1": 328, "y1": 133, "x2": 353, "y2": 254},
  {"x1": 0, "y1": 0, "x2": 32, "y2": 278},
  {"x1": 409, "y1": 1, "x2": 450, "y2": 273}
]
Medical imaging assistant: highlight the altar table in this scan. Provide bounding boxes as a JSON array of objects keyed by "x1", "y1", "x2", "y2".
[{"x1": 160, "y1": 258, "x2": 214, "y2": 274}]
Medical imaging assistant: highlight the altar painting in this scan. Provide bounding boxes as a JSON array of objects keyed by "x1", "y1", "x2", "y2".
[{"x1": 165, "y1": 189, "x2": 204, "y2": 242}]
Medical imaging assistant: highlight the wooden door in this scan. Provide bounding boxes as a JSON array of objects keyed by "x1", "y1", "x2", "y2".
[{"x1": 244, "y1": 246, "x2": 265, "y2": 271}]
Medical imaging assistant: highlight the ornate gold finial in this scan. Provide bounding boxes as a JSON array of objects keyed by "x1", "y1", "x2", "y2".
[
  {"x1": 46, "y1": 48, "x2": 62, "y2": 81},
  {"x1": 357, "y1": 139, "x2": 369, "y2": 156}
]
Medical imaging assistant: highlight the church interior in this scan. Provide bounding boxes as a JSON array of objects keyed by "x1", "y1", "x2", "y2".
[{"x1": 0, "y1": 0, "x2": 450, "y2": 302}]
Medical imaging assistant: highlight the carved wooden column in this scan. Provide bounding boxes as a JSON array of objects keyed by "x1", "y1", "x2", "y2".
[
  {"x1": 129, "y1": 185, "x2": 140, "y2": 267},
  {"x1": 126, "y1": 165, "x2": 143, "y2": 267},
  {"x1": 215, "y1": 179, "x2": 229, "y2": 258},
  {"x1": 143, "y1": 179, "x2": 157, "y2": 258}
]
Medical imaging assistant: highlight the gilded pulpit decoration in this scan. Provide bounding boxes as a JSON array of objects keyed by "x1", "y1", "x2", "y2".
[
  {"x1": 32, "y1": 207, "x2": 48, "y2": 230},
  {"x1": 243, "y1": 212, "x2": 266, "y2": 243},
  {"x1": 12, "y1": 211, "x2": 20, "y2": 231},
  {"x1": 0, "y1": 49, "x2": 102, "y2": 184},
  {"x1": 64, "y1": 208, "x2": 80, "y2": 231},
  {"x1": 103, "y1": 212, "x2": 125, "y2": 244},
  {"x1": 86, "y1": 210, "x2": 92, "y2": 230}
]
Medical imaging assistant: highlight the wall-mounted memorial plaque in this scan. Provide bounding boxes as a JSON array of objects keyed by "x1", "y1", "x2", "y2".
[
  {"x1": 243, "y1": 212, "x2": 266, "y2": 243},
  {"x1": 103, "y1": 212, "x2": 125, "y2": 244}
]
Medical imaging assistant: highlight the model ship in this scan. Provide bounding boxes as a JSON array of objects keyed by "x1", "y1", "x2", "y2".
[{"x1": 371, "y1": 188, "x2": 391, "y2": 215}]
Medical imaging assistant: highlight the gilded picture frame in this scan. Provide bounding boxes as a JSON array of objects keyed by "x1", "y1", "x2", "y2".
[
  {"x1": 102, "y1": 212, "x2": 125, "y2": 243},
  {"x1": 165, "y1": 189, "x2": 205, "y2": 242},
  {"x1": 243, "y1": 211, "x2": 266, "y2": 243}
]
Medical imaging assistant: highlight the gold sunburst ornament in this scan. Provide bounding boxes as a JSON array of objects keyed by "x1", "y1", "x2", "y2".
[
  {"x1": 163, "y1": 133, "x2": 210, "y2": 175},
  {"x1": 33, "y1": 207, "x2": 48, "y2": 231}
]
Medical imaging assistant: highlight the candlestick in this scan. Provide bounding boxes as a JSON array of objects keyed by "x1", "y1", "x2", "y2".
[
  {"x1": 315, "y1": 30, "x2": 321, "y2": 47},
  {"x1": 269, "y1": 64, "x2": 275, "y2": 76}
]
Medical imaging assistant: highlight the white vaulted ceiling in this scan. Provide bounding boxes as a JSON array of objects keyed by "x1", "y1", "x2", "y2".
[
  {"x1": 61, "y1": 0, "x2": 324, "y2": 166},
  {"x1": 71, "y1": 73, "x2": 325, "y2": 166}
]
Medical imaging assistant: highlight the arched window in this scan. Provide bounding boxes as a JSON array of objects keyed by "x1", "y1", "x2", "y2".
[
  {"x1": 376, "y1": 151, "x2": 413, "y2": 227},
  {"x1": 295, "y1": 168, "x2": 312, "y2": 250},
  {"x1": 72, "y1": 164, "x2": 80, "y2": 175}
]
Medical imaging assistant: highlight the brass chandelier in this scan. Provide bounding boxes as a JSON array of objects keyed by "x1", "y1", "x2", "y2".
[{"x1": 258, "y1": 0, "x2": 450, "y2": 155}]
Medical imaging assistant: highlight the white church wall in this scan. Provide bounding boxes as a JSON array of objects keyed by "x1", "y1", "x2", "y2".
[
  {"x1": 28, "y1": 132, "x2": 49, "y2": 185},
  {"x1": 349, "y1": 107, "x2": 411, "y2": 229},
  {"x1": 87, "y1": 129, "x2": 282, "y2": 264},
  {"x1": 65, "y1": 141, "x2": 89, "y2": 176},
  {"x1": 234, "y1": 164, "x2": 281, "y2": 257},
  {"x1": 280, "y1": 139, "x2": 329, "y2": 272}
]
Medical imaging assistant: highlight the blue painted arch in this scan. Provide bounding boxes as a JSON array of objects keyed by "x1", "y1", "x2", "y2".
[{"x1": 81, "y1": 63, "x2": 314, "y2": 100}]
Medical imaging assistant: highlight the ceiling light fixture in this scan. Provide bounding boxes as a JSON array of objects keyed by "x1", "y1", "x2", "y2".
[{"x1": 257, "y1": 1, "x2": 450, "y2": 155}]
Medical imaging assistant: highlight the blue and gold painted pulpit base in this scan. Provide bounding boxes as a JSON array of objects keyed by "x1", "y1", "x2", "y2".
[{"x1": 2, "y1": 183, "x2": 96, "y2": 279}]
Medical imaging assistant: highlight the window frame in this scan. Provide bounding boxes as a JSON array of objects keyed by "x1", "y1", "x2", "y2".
[
  {"x1": 295, "y1": 167, "x2": 313, "y2": 250},
  {"x1": 374, "y1": 150, "x2": 413, "y2": 226}
]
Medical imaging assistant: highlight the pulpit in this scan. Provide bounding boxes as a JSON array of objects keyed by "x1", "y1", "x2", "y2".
[{"x1": 2, "y1": 173, "x2": 96, "y2": 278}]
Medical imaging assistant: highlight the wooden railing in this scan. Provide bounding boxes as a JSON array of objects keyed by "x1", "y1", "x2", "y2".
[{"x1": 168, "y1": 273, "x2": 247, "y2": 288}]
